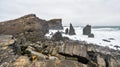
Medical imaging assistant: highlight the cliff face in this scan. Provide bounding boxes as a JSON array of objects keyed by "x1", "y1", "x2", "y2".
[
  {"x1": 47, "y1": 19, "x2": 63, "y2": 30},
  {"x1": 0, "y1": 14, "x2": 49, "y2": 42},
  {"x1": 0, "y1": 14, "x2": 48, "y2": 35}
]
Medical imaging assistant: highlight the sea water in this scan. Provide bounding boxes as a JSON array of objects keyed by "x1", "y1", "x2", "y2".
[{"x1": 45, "y1": 26, "x2": 120, "y2": 50}]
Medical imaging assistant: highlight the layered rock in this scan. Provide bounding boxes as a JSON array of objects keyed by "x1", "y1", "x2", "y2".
[
  {"x1": 0, "y1": 35, "x2": 19, "y2": 67},
  {"x1": 0, "y1": 14, "x2": 49, "y2": 42},
  {"x1": 0, "y1": 35, "x2": 14, "y2": 47},
  {"x1": 47, "y1": 19, "x2": 63, "y2": 30},
  {"x1": 69, "y1": 23, "x2": 76, "y2": 35},
  {"x1": 0, "y1": 35, "x2": 120, "y2": 67}
]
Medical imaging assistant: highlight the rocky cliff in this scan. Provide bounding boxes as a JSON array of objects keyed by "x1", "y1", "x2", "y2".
[
  {"x1": 47, "y1": 19, "x2": 63, "y2": 30},
  {"x1": 0, "y1": 14, "x2": 49, "y2": 42}
]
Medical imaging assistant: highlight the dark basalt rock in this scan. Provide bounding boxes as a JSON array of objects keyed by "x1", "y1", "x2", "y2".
[
  {"x1": 102, "y1": 39, "x2": 111, "y2": 42},
  {"x1": 83, "y1": 25, "x2": 91, "y2": 35},
  {"x1": 88, "y1": 33, "x2": 94, "y2": 38},
  {"x1": 68, "y1": 23, "x2": 76, "y2": 35},
  {"x1": 51, "y1": 31, "x2": 63, "y2": 41},
  {"x1": 65, "y1": 28, "x2": 69, "y2": 34},
  {"x1": 47, "y1": 19, "x2": 63, "y2": 30}
]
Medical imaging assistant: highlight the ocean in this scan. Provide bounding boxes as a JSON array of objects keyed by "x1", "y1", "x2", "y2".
[{"x1": 45, "y1": 26, "x2": 120, "y2": 50}]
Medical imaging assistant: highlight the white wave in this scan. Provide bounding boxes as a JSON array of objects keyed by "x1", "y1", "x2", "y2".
[{"x1": 45, "y1": 27, "x2": 120, "y2": 50}]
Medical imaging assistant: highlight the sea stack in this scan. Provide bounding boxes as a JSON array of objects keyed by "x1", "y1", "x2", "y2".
[
  {"x1": 83, "y1": 25, "x2": 91, "y2": 35},
  {"x1": 65, "y1": 28, "x2": 68, "y2": 34},
  {"x1": 68, "y1": 23, "x2": 76, "y2": 35}
]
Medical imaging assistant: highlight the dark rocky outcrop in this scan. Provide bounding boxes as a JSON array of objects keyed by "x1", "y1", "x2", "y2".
[
  {"x1": 47, "y1": 19, "x2": 63, "y2": 30},
  {"x1": 102, "y1": 39, "x2": 111, "y2": 42},
  {"x1": 51, "y1": 31, "x2": 63, "y2": 41},
  {"x1": 69, "y1": 23, "x2": 76, "y2": 35},
  {"x1": 0, "y1": 14, "x2": 49, "y2": 42},
  {"x1": 83, "y1": 25, "x2": 91, "y2": 35},
  {"x1": 65, "y1": 28, "x2": 69, "y2": 34},
  {"x1": 88, "y1": 33, "x2": 94, "y2": 38}
]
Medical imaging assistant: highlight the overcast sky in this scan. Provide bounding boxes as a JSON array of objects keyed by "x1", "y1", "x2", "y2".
[{"x1": 0, "y1": 0, "x2": 120, "y2": 26}]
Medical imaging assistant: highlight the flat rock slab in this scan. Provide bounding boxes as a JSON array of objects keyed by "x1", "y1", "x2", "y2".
[
  {"x1": 0, "y1": 35, "x2": 14, "y2": 47},
  {"x1": 59, "y1": 42, "x2": 87, "y2": 57}
]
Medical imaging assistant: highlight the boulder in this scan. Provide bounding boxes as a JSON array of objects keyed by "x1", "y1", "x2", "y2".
[
  {"x1": 58, "y1": 41, "x2": 87, "y2": 58},
  {"x1": 83, "y1": 25, "x2": 91, "y2": 35},
  {"x1": 68, "y1": 23, "x2": 76, "y2": 35},
  {"x1": 97, "y1": 55, "x2": 106, "y2": 67},
  {"x1": 102, "y1": 39, "x2": 111, "y2": 42},
  {"x1": 47, "y1": 19, "x2": 63, "y2": 30},
  {"x1": 30, "y1": 61, "x2": 45, "y2": 67},
  {"x1": 0, "y1": 44, "x2": 19, "y2": 67},
  {"x1": 51, "y1": 31, "x2": 63, "y2": 41},
  {"x1": 26, "y1": 46, "x2": 48, "y2": 60},
  {"x1": 88, "y1": 33, "x2": 94, "y2": 38},
  {"x1": 12, "y1": 56, "x2": 30, "y2": 67},
  {"x1": 0, "y1": 35, "x2": 15, "y2": 47}
]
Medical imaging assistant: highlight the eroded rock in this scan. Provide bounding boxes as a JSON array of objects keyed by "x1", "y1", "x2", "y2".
[
  {"x1": 0, "y1": 14, "x2": 49, "y2": 42},
  {"x1": 69, "y1": 23, "x2": 76, "y2": 35},
  {"x1": 83, "y1": 25, "x2": 91, "y2": 35}
]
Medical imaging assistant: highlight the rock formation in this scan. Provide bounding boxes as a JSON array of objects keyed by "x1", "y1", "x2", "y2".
[
  {"x1": 88, "y1": 33, "x2": 94, "y2": 38},
  {"x1": 1, "y1": 34, "x2": 120, "y2": 67},
  {"x1": 65, "y1": 28, "x2": 69, "y2": 34},
  {"x1": 83, "y1": 25, "x2": 91, "y2": 35},
  {"x1": 51, "y1": 31, "x2": 63, "y2": 41},
  {"x1": 2, "y1": 38, "x2": 119, "y2": 67},
  {"x1": 69, "y1": 23, "x2": 76, "y2": 35},
  {"x1": 0, "y1": 35, "x2": 19, "y2": 67},
  {"x1": 0, "y1": 14, "x2": 120, "y2": 67},
  {"x1": 0, "y1": 14, "x2": 49, "y2": 42},
  {"x1": 47, "y1": 19, "x2": 63, "y2": 30}
]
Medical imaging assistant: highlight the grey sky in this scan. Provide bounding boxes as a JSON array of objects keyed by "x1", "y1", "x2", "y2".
[{"x1": 0, "y1": 0, "x2": 120, "y2": 26}]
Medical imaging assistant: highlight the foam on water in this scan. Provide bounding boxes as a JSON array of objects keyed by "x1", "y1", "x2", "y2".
[{"x1": 45, "y1": 26, "x2": 120, "y2": 50}]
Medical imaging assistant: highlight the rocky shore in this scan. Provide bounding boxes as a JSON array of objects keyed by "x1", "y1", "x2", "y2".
[{"x1": 0, "y1": 14, "x2": 120, "y2": 67}]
